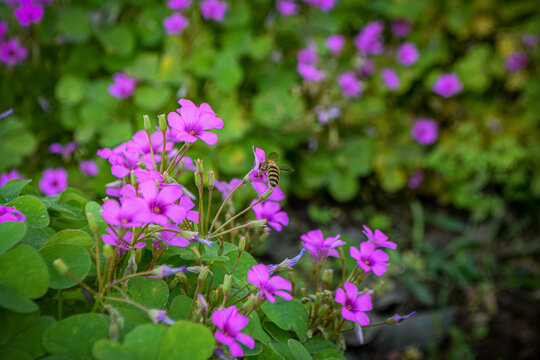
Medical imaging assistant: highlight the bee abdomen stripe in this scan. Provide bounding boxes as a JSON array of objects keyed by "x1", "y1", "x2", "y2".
[{"x1": 268, "y1": 168, "x2": 279, "y2": 174}]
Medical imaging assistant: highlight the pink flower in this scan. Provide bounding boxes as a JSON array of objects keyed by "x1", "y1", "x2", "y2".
[
  {"x1": 0, "y1": 38, "x2": 27, "y2": 67},
  {"x1": 350, "y1": 242, "x2": 390, "y2": 276},
  {"x1": 108, "y1": 73, "x2": 137, "y2": 99},
  {"x1": 326, "y1": 35, "x2": 345, "y2": 55},
  {"x1": 300, "y1": 229, "x2": 345, "y2": 264},
  {"x1": 297, "y1": 63, "x2": 325, "y2": 82},
  {"x1": 163, "y1": 13, "x2": 189, "y2": 35},
  {"x1": 432, "y1": 73, "x2": 462, "y2": 98},
  {"x1": 335, "y1": 282, "x2": 372, "y2": 325},
  {"x1": 214, "y1": 178, "x2": 244, "y2": 199},
  {"x1": 102, "y1": 228, "x2": 145, "y2": 255},
  {"x1": 408, "y1": 171, "x2": 424, "y2": 189},
  {"x1": 49, "y1": 142, "x2": 77, "y2": 157},
  {"x1": 277, "y1": 1, "x2": 299, "y2": 16},
  {"x1": 396, "y1": 42, "x2": 418, "y2": 66},
  {"x1": 297, "y1": 46, "x2": 318, "y2": 65},
  {"x1": 247, "y1": 263, "x2": 292, "y2": 303},
  {"x1": 0, "y1": 169, "x2": 23, "y2": 186},
  {"x1": 359, "y1": 58, "x2": 375, "y2": 77},
  {"x1": 354, "y1": 21, "x2": 384, "y2": 55},
  {"x1": 200, "y1": 0, "x2": 228, "y2": 22},
  {"x1": 303, "y1": 0, "x2": 337, "y2": 12},
  {"x1": 39, "y1": 168, "x2": 68, "y2": 196},
  {"x1": 137, "y1": 180, "x2": 186, "y2": 226},
  {"x1": 252, "y1": 182, "x2": 285, "y2": 201},
  {"x1": 160, "y1": 225, "x2": 191, "y2": 247},
  {"x1": 252, "y1": 201, "x2": 289, "y2": 232},
  {"x1": 505, "y1": 51, "x2": 528, "y2": 72},
  {"x1": 167, "y1": 99, "x2": 223, "y2": 145},
  {"x1": 109, "y1": 149, "x2": 141, "y2": 178},
  {"x1": 0, "y1": 21, "x2": 8, "y2": 38},
  {"x1": 79, "y1": 160, "x2": 99, "y2": 177},
  {"x1": 129, "y1": 130, "x2": 172, "y2": 159},
  {"x1": 212, "y1": 306, "x2": 255, "y2": 357},
  {"x1": 249, "y1": 146, "x2": 267, "y2": 184},
  {"x1": 411, "y1": 117, "x2": 438, "y2": 145},
  {"x1": 391, "y1": 19, "x2": 411, "y2": 38},
  {"x1": 101, "y1": 198, "x2": 146, "y2": 227},
  {"x1": 0, "y1": 206, "x2": 26, "y2": 223},
  {"x1": 14, "y1": 0, "x2": 43, "y2": 27},
  {"x1": 381, "y1": 67, "x2": 400, "y2": 90},
  {"x1": 167, "y1": 0, "x2": 191, "y2": 10},
  {"x1": 362, "y1": 225, "x2": 396, "y2": 249},
  {"x1": 338, "y1": 72, "x2": 362, "y2": 98}
]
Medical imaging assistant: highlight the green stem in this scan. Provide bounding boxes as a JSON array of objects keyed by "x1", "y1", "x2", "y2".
[
  {"x1": 212, "y1": 197, "x2": 263, "y2": 235},
  {"x1": 204, "y1": 187, "x2": 213, "y2": 236},
  {"x1": 189, "y1": 280, "x2": 202, "y2": 320},
  {"x1": 160, "y1": 131, "x2": 167, "y2": 173},
  {"x1": 146, "y1": 131, "x2": 157, "y2": 171},
  {"x1": 208, "y1": 179, "x2": 246, "y2": 234}
]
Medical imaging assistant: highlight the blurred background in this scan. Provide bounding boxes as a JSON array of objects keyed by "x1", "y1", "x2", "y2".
[{"x1": 1, "y1": 0, "x2": 539, "y2": 358}]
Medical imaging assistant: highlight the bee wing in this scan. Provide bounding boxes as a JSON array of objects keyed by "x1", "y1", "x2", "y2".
[
  {"x1": 267, "y1": 152, "x2": 279, "y2": 161},
  {"x1": 278, "y1": 165, "x2": 295, "y2": 172}
]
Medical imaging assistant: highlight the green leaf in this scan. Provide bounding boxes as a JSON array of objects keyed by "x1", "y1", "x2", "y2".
[
  {"x1": 256, "y1": 344, "x2": 285, "y2": 360},
  {"x1": 39, "y1": 244, "x2": 91, "y2": 289},
  {"x1": 0, "y1": 348, "x2": 32, "y2": 360},
  {"x1": 288, "y1": 340, "x2": 312, "y2": 360},
  {"x1": 261, "y1": 299, "x2": 309, "y2": 340},
  {"x1": 0, "y1": 245, "x2": 49, "y2": 299},
  {"x1": 168, "y1": 295, "x2": 192, "y2": 320},
  {"x1": 134, "y1": 85, "x2": 172, "y2": 111},
  {"x1": 225, "y1": 251, "x2": 257, "y2": 285},
  {"x1": 0, "y1": 284, "x2": 38, "y2": 313},
  {"x1": 126, "y1": 53, "x2": 160, "y2": 82},
  {"x1": 57, "y1": 7, "x2": 92, "y2": 42},
  {"x1": 6, "y1": 316, "x2": 55, "y2": 358},
  {"x1": 128, "y1": 277, "x2": 169, "y2": 309},
  {"x1": 0, "y1": 221, "x2": 26, "y2": 255},
  {"x1": 8, "y1": 195, "x2": 49, "y2": 228},
  {"x1": 0, "y1": 308, "x2": 40, "y2": 343},
  {"x1": 159, "y1": 320, "x2": 215, "y2": 360},
  {"x1": 210, "y1": 55, "x2": 243, "y2": 92},
  {"x1": 20, "y1": 227, "x2": 51, "y2": 250},
  {"x1": 85, "y1": 201, "x2": 108, "y2": 235},
  {"x1": 328, "y1": 173, "x2": 358, "y2": 202},
  {"x1": 93, "y1": 339, "x2": 136, "y2": 360},
  {"x1": 42, "y1": 314, "x2": 109, "y2": 359},
  {"x1": 97, "y1": 26, "x2": 135, "y2": 57},
  {"x1": 45, "y1": 229, "x2": 93, "y2": 249},
  {"x1": 123, "y1": 324, "x2": 168, "y2": 360},
  {"x1": 253, "y1": 90, "x2": 304, "y2": 127},
  {"x1": 0, "y1": 179, "x2": 32, "y2": 202},
  {"x1": 244, "y1": 311, "x2": 271, "y2": 345},
  {"x1": 59, "y1": 188, "x2": 90, "y2": 208},
  {"x1": 55, "y1": 75, "x2": 87, "y2": 105}
]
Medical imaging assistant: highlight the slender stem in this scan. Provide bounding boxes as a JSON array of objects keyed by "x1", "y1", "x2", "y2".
[
  {"x1": 92, "y1": 224, "x2": 103, "y2": 292},
  {"x1": 212, "y1": 197, "x2": 263, "y2": 235},
  {"x1": 160, "y1": 131, "x2": 167, "y2": 173},
  {"x1": 208, "y1": 223, "x2": 251, "y2": 239},
  {"x1": 146, "y1": 131, "x2": 157, "y2": 170},
  {"x1": 230, "y1": 250, "x2": 243, "y2": 275},
  {"x1": 57, "y1": 289, "x2": 63, "y2": 320},
  {"x1": 205, "y1": 187, "x2": 213, "y2": 236},
  {"x1": 104, "y1": 296, "x2": 149, "y2": 312},
  {"x1": 65, "y1": 271, "x2": 97, "y2": 296},
  {"x1": 166, "y1": 143, "x2": 190, "y2": 174},
  {"x1": 198, "y1": 183, "x2": 204, "y2": 235},
  {"x1": 208, "y1": 179, "x2": 246, "y2": 234},
  {"x1": 230, "y1": 290, "x2": 252, "y2": 306},
  {"x1": 226, "y1": 283, "x2": 250, "y2": 304},
  {"x1": 102, "y1": 271, "x2": 154, "y2": 292},
  {"x1": 189, "y1": 280, "x2": 202, "y2": 320}
]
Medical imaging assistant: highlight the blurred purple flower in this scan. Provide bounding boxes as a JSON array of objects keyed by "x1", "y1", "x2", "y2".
[
  {"x1": 359, "y1": 58, "x2": 375, "y2": 77},
  {"x1": 362, "y1": 225, "x2": 396, "y2": 249},
  {"x1": 163, "y1": 13, "x2": 189, "y2": 35},
  {"x1": 411, "y1": 117, "x2": 438, "y2": 145},
  {"x1": 297, "y1": 63, "x2": 325, "y2": 82},
  {"x1": 212, "y1": 306, "x2": 254, "y2": 357},
  {"x1": 200, "y1": 0, "x2": 227, "y2": 21},
  {"x1": 338, "y1": 72, "x2": 362, "y2": 98},
  {"x1": 297, "y1": 46, "x2": 318, "y2": 65},
  {"x1": 137, "y1": 180, "x2": 186, "y2": 226},
  {"x1": 252, "y1": 201, "x2": 289, "y2": 231},
  {"x1": 0, "y1": 38, "x2": 27, "y2": 67},
  {"x1": 408, "y1": 171, "x2": 424, "y2": 189},
  {"x1": 392, "y1": 311, "x2": 416, "y2": 324},
  {"x1": 396, "y1": 42, "x2": 418, "y2": 66},
  {"x1": 350, "y1": 242, "x2": 390, "y2": 276},
  {"x1": 152, "y1": 265, "x2": 187, "y2": 278},
  {"x1": 522, "y1": 34, "x2": 538, "y2": 49},
  {"x1": 148, "y1": 309, "x2": 175, "y2": 325},
  {"x1": 252, "y1": 182, "x2": 285, "y2": 201},
  {"x1": 301, "y1": 229, "x2": 345, "y2": 264},
  {"x1": 167, "y1": 99, "x2": 223, "y2": 145},
  {"x1": 0, "y1": 21, "x2": 7, "y2": 38},
  {"x1": 0, "y1": 169, "x2": 22, "y2": 186},
  {"x1": 39, "y1": 168, "x2": 68, "y2": 196},
  {"x1": 277, "y1": 0, "x2": 298, "y2": 16},
  {"x1": 391, "y1": 19, "x2": 411, "y2": 38},
  {"x1": 0, "y1": 206, "x2": 26, "y2": 223},
  {"x1": 505, "y1": 51, "x2": 528, "y2": 72},
  {"x1": 133, "y1": 169, "x2": 163, "y2": 184},
  {"x1": 101, "y1": 198, "x2": 146, "y2": 227},
  {"x1": 14, "y1": 0, "x2": 43, "y2": 27},
  {"x1": 214, "y1": 178, "x2": 244, "y2": 199},
  {"x1": 326, "y1": 35, "x2": 345, "y2": 55},
  {"x1": 335, "y1": 282, "x2": 372, "y2": 325},
  {"x1": 303, "y1": 0, "x2": 337, "y2": 12},
  {"x1": 249, "y1": 146, "x2": 267, "y2": 184},
  {"x1": 316, "y1": 106, "x2": 340, "y2": 124},
  {"x1": 247, "y1": 263, "x2": 292, "y2": 303},
  {"x1": 108, "y1": 73, "x2": 136, "y2": 99},
  {"x1": 167, "y1": 0, "x2": 191, "y2": 10},
  {"x1": 49, "y1": 141, "x2": 77, "y2": 157},
  {"x1": 381, "y1": 67, "x2": 400, "y2": 90},
  {"x1": 79, "y1": 160, "x2": 99, "y2": 177},
  {"x1": 432, "y1": 73, "x2": 462, "y2": 98},
  {"x1": 354, "y1": 21, "x2": 384, "y2": 55}
]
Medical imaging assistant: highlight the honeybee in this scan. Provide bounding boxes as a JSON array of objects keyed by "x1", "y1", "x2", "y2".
[{"x1": 259, "y1": 152, "x2": 294, "y2": 187}]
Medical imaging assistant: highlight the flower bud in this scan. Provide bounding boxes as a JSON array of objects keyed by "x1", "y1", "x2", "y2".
[
  {"x1": 148, "y1": 309, "x2": 175, "y2": 325},
  {"x1": 211, "y1": 288, "x2": 221, "y2": 305},
  {"x1": 195, "y1": 159, "x2": 204, "y2": 174},
  {"x1": 194, "y1": 171, "x2": 202, "y2": 188},
  {"x1": 103, "y1": 244, "x2": 114, "y2": 259},
  {"x1": 187, "y1": 266, "x2": 202, "y2": 273},
  {"x1": 136, "y1": 161, "x2": 148, "y2": 171},
  {"x1": 109, "y1": 322, "x2": 119, "y2": 342},
  {"x1": 322, "y1": 269, "x2": 333, "y2": 284},
  {"x1": 53, "y1": 259, "x2": 69, "y2": 275},
  {"x1": 143, "y1": 115, "x2": 151, "y2": 132},
  {"x1": 191, "y1": 246, "x2": 201, "y2": 260},
  {"x1": 181, "y1": 231, "x2": 197, "y2": 240},
  {"x1": 241, "y1": 295, "x2": 257, "y2": 312},
  {"x1": 208, "y1": 171, "x2": 214, "y2": 189},
  {"x1": 158, "y1": 114, "x2": 167, "y2": 133},
  {"x1": 86, "y1": 213, "x2": 98, "y2": 234},
  {"x1": 197, "y1": 294, "x2": 208, "y2": 313},
  {"x1": 261, "y1": 188, "x2": 274, "y2": 200},
  {"x1": 223, "y1": 275, "x2": 232, "y2": 295},
  {"x1": 198, "y1": 266, "x2": 209, "y2": 282},
  {"x1": 249, "y1": 219, "x2": 267, "y2": 228},
  {"x1": 238, "y1": 236, "x2": 246, "y2": 251}
]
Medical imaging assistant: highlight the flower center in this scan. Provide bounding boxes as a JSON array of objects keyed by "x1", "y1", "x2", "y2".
[
  {"x1": 363, "y1": 259, "x2": 371, "y2": 266},
  {"x1": 121, "y1": 218, "x2": 128, "y2": 223},
  {"x1": 346, "y1": 305, "x2": 353, "y2": 310},
  {"x1": 152, "y1": 206, "x2": 162, "y2": 214}
]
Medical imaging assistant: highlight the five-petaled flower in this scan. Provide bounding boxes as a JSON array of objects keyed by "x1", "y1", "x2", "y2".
[
  {"x1": 335, "y1": 282, "x2": 372, "y2": 325},
  {"x1": 167, "y1": 99, "x2": 223, "y2": 145},
  {"x1": 301, "y1": 229, "x2": 345, "y2": 264},
  {"x1": 362, "y1": 225, "x2": 396, "y2": 249},
  {"x1": 247, "y1": 263, "x2": 292, "y2": 303},
  {"x1": 212, "y1": 306, "x2": 255, "y2": 357},
  {"x1": 252, "y1": 201, "x2": 289, "y2": 232},
  {"x1": 137, "y1": 180, "x2": 186, "y2": 226},
  {"x1": 350, "y1": 242, "x2": 390, "y2": 276}
]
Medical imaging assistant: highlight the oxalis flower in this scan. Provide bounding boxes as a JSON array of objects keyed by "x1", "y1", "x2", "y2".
[
  {"x1": 0, "y1": 206, "x2": 26, "y2": 223},
  {"x1": 167, "y1": 99, "x2": 223, "y2": 145},
  {"x1": 350, "y1": 242, "x2": 390, "y2": 276},
  {"x1": 0, "y1": 169, "x2": 22, "y2": 186},
  {"x1": 362, "y1": 225, "x2": 396, "y2": 249},
  {"x1": 432, "y1": 73, "x2": 462, "y2": 98},
  {"x1": 252, "y1": 201, "x2": 289, "y2": 232},
  {"x1": 247, "y1": 264, "x2": 292, "y2": 303},
  {"x1": 301, "y1": 229, "x2": 345, "y2": 264},
  {"x1": 14, "y1": 0, "x2": 43, "y2": 27},
  {"x1": 39, "y1": 168, "x2": 68, "y2": 196},
  {"x1": 101, "y1": 198, "x2": 146, "y2": 227},
  {"x1": 249, "y1": 146, "x2": 267, "y2": 184},
  {"x1": 200, "y1": 0, "x2": 228, "y2": 22},
  {"x1": 212, "y1": 306, "x2": 254, "y2": 357},
  {"x1": 335, "y1": 282, "x2": 372, "y2": 325},
  {"x1": 137, "y1": 180, "x2": 186, "y2": 226},
  {"x1": 102, "y1": 228, "x2": 145, "y2": 255}
]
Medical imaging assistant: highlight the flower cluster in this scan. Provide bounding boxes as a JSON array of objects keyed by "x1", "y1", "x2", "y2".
[
  {"x1": 0, "y1": 205, "x2": 26, "y2": 223},
  {"x1": 162, "y1": 0, "x2": 227, "y2": 37}
]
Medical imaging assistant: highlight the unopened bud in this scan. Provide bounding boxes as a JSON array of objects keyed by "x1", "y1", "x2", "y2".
[
  {"x1": 103, "y1": 244, "x2": 114, "y2": 259},
  {"x1": 322, "y1": 269, "x2": 334, "y2": 284},
  {"x1": 53, "y1": 259, "x2": 69, "y2": 274},
  {"x1": 197, "y1": 294, "x2": 208, "y2": 313},
  {"x1": 208, "y1": 171, "x2": 214, "y2": 189},
  {"x1": 136, "y1": 161, "x2": 148, "y2": 171},
  {"x1": 261, "y1": 188, "x2": 274, "y2": 200},
  {"x1": 187, "y1": 266, "x2": 203, "y2": 273},
  {"x1": 194, "y1": 172, "x2": 202, "y2": 188},
  {"x1": 198, "y1": 266, "x2": 209, "y2": 282},
  {"x1": 238, "y1": 236, "x2": 246, "y2": 251},
  {"x1": 241, "y1": 295, "x2": 257, "y2": 312},
  {"x1": 181, "y1": 231, "x2": 197, "y2": 240},
  {"x1": 86, "y1": 213, "x2": 98, "y2": 233},
  {"x1": 223, "y1": 275, "x2": 232, "y2": 295},
  {"x1": 212, "y1": 286, "x2": 222, "y2": 304},
  {"x1": 176, "y1": 272, "x2": 188, "y2": 284},
  {"x1": 109, "y1": 323, "x2": 119, "y2": 342},
  {"x1": 143, "y1": 115, "x2": 151, "y2": 132},
  {"x1": 249, "y1": 219, "x2": 267, "y2": 228},
  {"x1": 191, "y1": 246, "x2": 201, "y2": 260},
  {"x1": 158, "y1": 114, "x2": 167, "y2": 132},
  {"x1": 195, "y1": 159, "x2": 204, "y2": 174}
]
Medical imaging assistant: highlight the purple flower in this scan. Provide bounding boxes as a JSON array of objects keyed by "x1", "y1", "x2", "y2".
[
  {"x1": 163, "y1": 13, "x2": 189, "y2": 35},
  {"x1": 411, "y1": 117, "x2": 438, "y2": 145},
  {"x1": 252, "y1": 182, "x2": 285, "y2": 201},
  {"x1": 338, "y1": 72, "x2": 362, "y2": 98},
  {"x1": 214, "y1": 178, "x2": 244, "y2": 199},
  {"x1": 505, "y1": 51, "x2": 528, "y2": 72},
  {"x1": 381, "y1": 67, "x2": 400, "y2": 90},
  {"x1": 359, "y1": 58, "x2": 375, "y2": 77},
  {"x1": 101, "y1": 198, "x2": 146, "y2": 227},
  {"x1": 326, "y1": 35, "x2": 345, "y2": 55},
  {"x1": 522, "y1": 34, "x2": 538, "y2": 49},
  {"x1": 167, "y1": 99, "x2": 223, "y2": 145},
  {"x1": 392, "y1": 311, "x2": 416, "y2": 324},
  {"x1": 200, "y1": 0, "x2": 228, "y2": 22},
  {"x1": 407, "y1": 171, "x2": 424, "y2": 189},
  {"x1": 335, "y1": 282, "x2": 372, "y2": 325},
  {"x1": 249, "y1": 146, "x2": 267, "y2": 184},
  {"x1": 14, "y1": 0, "x2": 43, "y2": 27},
  {"x1": 108, "y1": 73, "x2": 137, "y2": 99},
  {"x1": 151, "y1": 265, "x2": 187, "y2": 278},
  {"x1": 297, "y1": 63, "x2": 325, "y2": 82},
  {"x1": 138, "y1": 180, "x2": 186, "y2": 226},
  {"x1": 49, "y1": 141, "x2": 77, "y2": 157},
  {"x1": 247, "y1": 263, "x2": 292, "y2": 303},
  {"x1": 316, "y1": 106, "x2": 340, "y2": 124},
  {"x1": 432, "y1": 73, "x2": 462, "y2": 98},
  {"x1": 160, "y1": 225, "x2": 191, "y2": 247},
  {"x1": 110, "y1": 149, "x2": 141, "y2": 178},
  {"x1": 167, "y1": 0, "x2": 191, "y2": 10},
  {"x1": 301, "y1": 229, "x2": 345, "y2": 264},
  {"x1": 354, "y1": 21, "x2": 384, "y2": 55},
  {"x1": 79, "y1": 160, "x2": 99, "y2": 177},
  {"x1": 252, "y1": 201, "x2": 289, "y2": 232},
  {"x1": 0, "y1": 21, "x2": 7, "y2": 38},
  {"x1": 362, "y1": 225, "x2": 396, "y2": 249},
  {"x1": 39, "y1": 168, "x2": 68, "y2": 196},
  {"x1": 396, "y1": 42, "x2": 418, "y2": 66},
  {"x1": 268, "y1": 249, "x2": 305, "y2": 273},
  {"x1": 0, "y1": 169, "x2": 23, "y2": 186},
  {"x1": 148, "y1": 309, "x2": 175, "y2": 325},
  {"x1": 277, "y1": 1, "x2": 298, "y2": 16},
  {"x1": 134, "y1": 169, "x2": 163, "y2": 184},
  {"x1": 350, "y1": 242, "x2": 390, "y2": 276},
  {"x1": 303, "y1": 0, "x2": 337, "y2": 12},
  {"x1": 297, "y1": 46, "x2": 318, "y2": 65},
  {"x1": 129, "y1": 130, "x2": 172, "y2": 160},
  {"x1": 102, "y1": 227, "x2": 145, "y2": 254},
  {"x1": 0, "y1": 206, "x2": 26, "y2": 223},
  {"x1": 212, "y1": 306, "x2": 255, "y2": 357},
  {"x1": 0, "y1": 38, "x2": 27, "y2": 67},
  {"x1": 391, "y1": 19, "x2": 411, "y2": 38}
]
